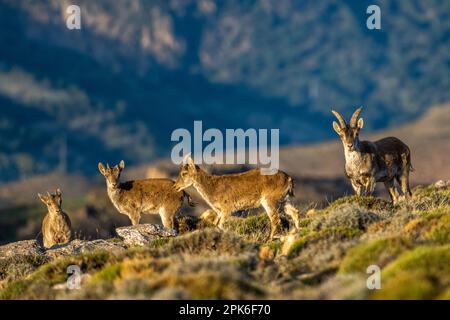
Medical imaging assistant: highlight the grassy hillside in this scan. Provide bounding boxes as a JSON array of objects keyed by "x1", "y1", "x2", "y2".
[{"x1": 0, "y1": 183, "x2": 449, "y2": 299}]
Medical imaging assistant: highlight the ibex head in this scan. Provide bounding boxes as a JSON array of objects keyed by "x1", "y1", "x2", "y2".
[
  {"x1": 38, "y1": 188, "x2": 63, "y2": 213},
  {"x1": 174, "y1": 154, "x2": 199, "y2": 192},
  {"x1": 98, "y1": 160, "x2": 125, "y2": 188},
  {"x1": 332, "y1": 107, "x2": 364, "y2": 151}
]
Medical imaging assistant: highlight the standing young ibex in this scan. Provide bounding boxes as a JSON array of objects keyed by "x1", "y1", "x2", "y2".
[
  {"x1": 332, "y1": 107, "x2": 413, "y2": 203},
  {"x1": 38, "y1": 189, "x2": 72, "y2": 249},
  {"x1": 98, "y1": 160, "x2": 194, "y2": 230},
  {"x1": 173, "y1": 155, "x2": 301, "y2": 239}
]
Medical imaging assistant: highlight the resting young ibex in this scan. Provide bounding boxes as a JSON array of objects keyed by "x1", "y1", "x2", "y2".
[
  {"x1": 173, "y1": 155, "x2": 301, "y2": 239},
  {"x1": 98, "y1": 160, "x2": 194, "y2": 231},
  {"x1": 332, "y1": 107, "x2": 413, "y2": 203},
  {"x1": 38, "y1": 189, "x2": 71, "y2": 249}
]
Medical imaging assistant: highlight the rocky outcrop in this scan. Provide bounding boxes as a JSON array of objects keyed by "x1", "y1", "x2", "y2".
[
  {"x1": 434, "y1": 180, "x2": 450, "y2": 189},
  {"x1": 115, "y1": 224, "x2": 177, "y2": 246},
  {"x1": 0, "y1": 223, "x2": 175, "y2": 261},
  {"x1": 0, "y1": 240, "x2": 44, "y2": 260},
  {"x1": 45, "y1": 239, "x2": 127, "y2": 259}
]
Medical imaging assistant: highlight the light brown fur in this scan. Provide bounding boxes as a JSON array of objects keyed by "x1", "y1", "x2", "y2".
[
  {"x1": 332, "y1": 107, "x2": 413, "y2": 203},
  {"x1": 98, "y1": 160, "x2": 194, "y2": 231},
  {"x1": 39, "y1": 189, "x2": 71, "y2": 249},
  {"x1": 173, "y1": 155, "x2": 301, "y2": 239}
]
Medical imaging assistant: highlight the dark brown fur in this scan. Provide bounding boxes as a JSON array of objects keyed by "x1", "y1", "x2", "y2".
[{"x1": 332, "y1": 108, "x2": 412, "y2": 203}]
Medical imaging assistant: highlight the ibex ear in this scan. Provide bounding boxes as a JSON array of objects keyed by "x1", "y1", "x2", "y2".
[
  {"x1": 119, "y1": 160, "x2": 125, "y2": 171},
  {"x1": 55, "y1": 188, "x2": 62, "y2": 205},
  {"x1": 98, "y1": 162, "x2": 106, "y2": 175},
  {"x1": 357, "y1": 118, "x2": 364, "y2": 129},
  {"x1": 188, "y1": 156, "x2": 195, "y2": 168},
  {"x1": 332, "y1": 121, "x2": 342, "y2": 135},
  {"x1": 37, "y1": 193, "x2": 47, "y2": 204},
  {"x1": 183, "y1": 153, "x2": 194, "y2": 166}
]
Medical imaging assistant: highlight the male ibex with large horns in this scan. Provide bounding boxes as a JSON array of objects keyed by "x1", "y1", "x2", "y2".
[{"x1": 331, "y1": 107, "x2": 413, "y2": 203}]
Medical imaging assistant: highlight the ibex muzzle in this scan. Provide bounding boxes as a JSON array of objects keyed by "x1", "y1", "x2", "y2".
[{"x1": 332, "y1": 107, "x2": 413, "y2": 203}]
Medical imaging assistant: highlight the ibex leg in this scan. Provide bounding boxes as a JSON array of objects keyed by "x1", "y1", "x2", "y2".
[
  {"x1": 351, "y1": 180, "x2": 364, "y2": 196},
  {"x1": 129, "y1": 211, "x2": 141, "y2": 226},
  {"x1": 384, "y1": 180, "x2": 400, "y2": 204},
  {"x1": 364, "y1": 177, "x2": 376, "y2": 196},
  {"x1": 399, "y1": 172, "x2": 412, "y2": 199},
  {"x1": 160, "y1": 207, "x2": 175, "y2": 230},
  {"x1": 284, "y1": 201, "x2": 301, "y2": 231},
  {"x1": 261, "y1": 198, "x2": 282, "y2": 240}
]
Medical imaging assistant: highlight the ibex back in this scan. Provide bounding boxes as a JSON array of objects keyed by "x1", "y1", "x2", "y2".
[
  {"x1": 98, "y1": 160, "x2": 194, "y2": 231},
  {"x1": 332, "y1": 107, "x2": 412, "y2": 203},
  {"x1": 173, "y1": 155, "x2": 301, "y2": 239}
]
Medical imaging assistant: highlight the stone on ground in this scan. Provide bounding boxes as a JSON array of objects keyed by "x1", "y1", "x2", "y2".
[{"x1": 115, "y1": 224, "x2": 177, "y2": 246}]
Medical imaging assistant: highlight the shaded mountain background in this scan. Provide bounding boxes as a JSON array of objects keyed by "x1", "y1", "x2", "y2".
[{"x1": 0, "y1": 0, "x2": 450, "y2": 181}]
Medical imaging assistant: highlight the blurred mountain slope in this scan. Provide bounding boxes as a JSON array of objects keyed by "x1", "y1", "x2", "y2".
[{"x1": 0, "y1": 0, "x2": 449, "y2": 180}]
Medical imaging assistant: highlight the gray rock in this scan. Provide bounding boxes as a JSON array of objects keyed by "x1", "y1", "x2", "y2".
[
  {"x1": 45, "y1": 239, "x2": 127, "y2": 259},
  {"x1": 434, "y1": 180, "x2": 448, "y2": 189},
  {"x1": 116, "y1": 224, "x2": 177, "y2": 247},
  {"x1": 0, "y1": 240, "x2": 44, "y2": 260}
]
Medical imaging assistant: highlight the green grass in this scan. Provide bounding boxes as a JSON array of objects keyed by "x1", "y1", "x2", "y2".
[
  {"x1": 326, "y1": 195, "x2": 393, "y2": 213},
  {"x1": 1, "y1": 183, "x2": 449, "y2": 299},
  {"x1": 372, "y1": 245, "x2": 450, "y2": 299},
  {"x1": 339, "y1": 237, "x2": 413, "y2": 274}
]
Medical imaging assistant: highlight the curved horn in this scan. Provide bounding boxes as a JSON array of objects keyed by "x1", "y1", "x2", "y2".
[
  {"x1": 350, "y1": 107, "x2": 363, "y2": 127},
  {"x1": 106, "y1": 163, "x2": 110, "y2": 169},
  {"x1": 331, "y1": 110, "x2": 346, "y2": 128}
]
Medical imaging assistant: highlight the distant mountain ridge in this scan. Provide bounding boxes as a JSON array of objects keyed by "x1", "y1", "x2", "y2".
[{"x1": 0, "y1": 0, "x2": 449, "y2": 180}]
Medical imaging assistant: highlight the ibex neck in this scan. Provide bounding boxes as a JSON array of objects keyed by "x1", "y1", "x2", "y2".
[
  {"x1": 343, "y1": 142, "x2": 364, "y2": 165},
  {"x1": 191, "y1": 169, "x2": 215, "y2": 201},
  {"x1": 106, "y1": 184, "x2": 125, "y2": 213},
  {"x1": 48, "y1": 209, "x2": 64, "y2": 217},
  {"x1": 106, "y1": 184, "x2": 121, "y2": 198}
]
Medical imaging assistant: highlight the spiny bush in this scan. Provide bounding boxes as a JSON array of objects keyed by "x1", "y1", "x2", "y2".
[
  {"x1": 412, "y1": 184, "x2": 450, "y2": 211},
  {"x1": 0, "y1": 254, "x2": 48, "y2": 285},
  {"x1": 310, "y1": 204, "x2": 382, "y2": 232},
  {"x1": 0, "y1": 250, "x2": 116, "y2": 299},
  {"x1": 366, "y1": 209, "x2": 416, "y2": 238},
  {"x1": 326, "y1": 195, "x2": 393, "y2": 212},
  {"x1": 156, "y1": 228, "x2": 257, "y2": 256},
  {"x1": 403, "y1": 206, "x2": 450, "y2": 243},
  {"x1": 223, "y1": 214, "x2": 289, "y2": 243},
  {"x1": 176, "y1": 215, "x2": 214, "y2": 234},
  {"x1": 70, "y1": 252, "x2": 262, "y2": 299}
]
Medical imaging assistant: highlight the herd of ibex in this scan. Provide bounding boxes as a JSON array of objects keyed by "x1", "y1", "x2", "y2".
[{"x1": 37, "y1": 107, "x2": 413, "y2": 248}]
